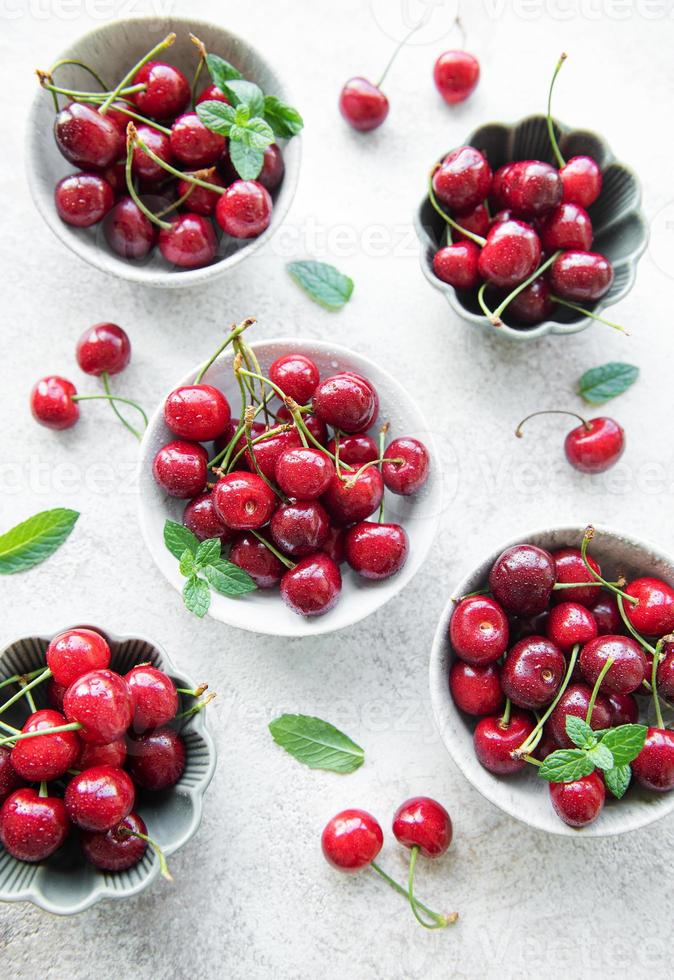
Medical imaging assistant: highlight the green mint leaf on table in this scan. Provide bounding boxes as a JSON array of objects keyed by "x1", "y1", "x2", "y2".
[
  {"x1": 229, "y1": 140, "x2": 265, "y2": 180},
  {"x1": 205, "y1": 53, "x2": 242, "y2": 88},
  {"x1": 204, "y1": 558, "x2": 256, "y2": 597},
  {"x1": 577, "y1": 363, "x2": 639, "y2": 404},
  {"x1": 604, "y1": 764, "x2": 632, "y2": 799},
  {"x1": 263, "y1": 95, "x2": 304, "y2": 138},
  {"x1": 268, "y1": 714, "x2": 364, "y2": 774},
  {"x1": 183, "y1": 575, "x2": 211, "y2": 618},
  {"x1": 565, "y1": 715, "x2": 597, "y2": 750},
  {"x1": 179, "y1": 548, "x2": 196, "y2": 577},
  {"x1": 164, "y1": 520, "x2": 199, "y2": 560},
  {"x1": 586, "y1": 742, "x2": 615, "y2": 772},
  {"x1": 196, "y1": 100, "x2": 236, "y2": 136},
  {"x1": 195, "y1": 537, "x2": 221, "y2": 569},
  {"x1": 538, "y1": 748, "x2": 596, "y2": 783},
  {"x1": 223, "y1": 79, "x2": 265, "y2": 116},
  {"x1": 0, "y1": 508, "x2": 79, "y2": 575},
  {"x1": 599, "y1": 724, "x2": 647, "y2": 767},
  {"x1": 287, "y1": 261, "x2": 354, "y2": 311}
]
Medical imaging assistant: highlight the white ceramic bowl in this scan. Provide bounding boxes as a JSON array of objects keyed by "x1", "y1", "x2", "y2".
[
  {"x1": 26, "y1": 16, "x2": 301, "y2": 288},
  {"x1": 430, "y1": 525, "x2": 674, "y2": 837},
  {"x1": 138, "y1": 339, "x2": 442, "y2": 637}
]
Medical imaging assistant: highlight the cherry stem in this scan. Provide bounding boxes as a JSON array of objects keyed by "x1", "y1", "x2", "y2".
[
  {"x1": 516, "y1": 645, "x2": 580, "y2": 757},
  {"x1": 0, "y1": 668, "x2": 44, "y2": 691},
  {"x1": 0, "y1": 667, "x2": 51, "y2": 717},
  {"x1": 585, "y1": 657, "x2": 614, "y2": 723},
  {"x1": 0, "y1": 721, "x2": 81, "y2": 747},
  {"x1": 127, "y1": 122, "x2": 226, "y2": 195},
  {"x1": 477, "y1": 283, "x2": 498, "y2": 325},
  {"x1": 20, "y1": 678, "x2": 37, "y2": 713},
  {"x1": 176, "y1": 683, "x2": 208, "y2": 698},
  {"x1": 39, "y1": 780, "x2": 48, "y2": 799},
  {"x1": 124, "y1": 133, "x2": 172, "y2": 231},
  {"x1": 174, "y1": 692, "x2": 216, "y2": 720},
  {"x1": 550, "y1": 295, "x2": 629, "y2": 335},
  {"x1": 101, "y1": 372, "x2": 142, "y2": 440},
  {"x1": 189, "y1": 33, "x2": 208, "y2": 109},
  {"x1": 369, "y1": 860, "x2": 456, "y2": 928},
  {"x1": 243, "y1": 407, "x2": 286, "y2": 500},
  {"x1": 49, "y1": 57, "x2": 108, "y2": 91},
  {"x1": 376, "y1": 18, "x2": 425, "y2": 89},
  {"x1": 76, "y1": 95, "x2": 172, "y2": 134},
  {"x1": 616, "y1": 594, "x2": 657, "y2": 656},
  {"x1": 71, "y1": 393, "x2": 148, "y2": 430},
  {"x1": 546, "y1": 53, "x2": 568, "y2": 169},
  {"x1": 223, "y1": 425, "x2": 294, "y2": 474},
  {"x1": 195, "y1": 318, "x2": 255, "y2": 385},
  {"x1": 500, "y1": 698, "x2": 512, "y2": 728},
  {"x1": 515, "y1": 409, "x2": 591, "y2": 439},
  {"x1": 490, "y1": 251, "x2": 561, "y2": 324},
  {"x1": 251, "y1": 530, "x2": 295, "y2": 569},
  {"x1": 580, "y1": 527, "x2": 639, "y2": 605},
  {"x1": 406, "y1": 846, "x2": 448, "y2": 930},
  {"x1": 650, "y1": 639, "x2": 665, "y2": 729},
  {"x1": 118, "y1": 827, "x2": 173, "y2": 881},
  {"x1": 0, "y1": 720, "x2": 20, "y2": 736},
  {"x1": 427, "y1": 174, "x2": 487, "y2": 247},
  {"x1": 207, "y1": 400, "x2": 269, "y2": 470},
  {"x1": 99, "y1": 33, "x2": 176, "y2": 114},
  {"x1": 37, "y1": 77, "x2": 145, "y2": 101}
]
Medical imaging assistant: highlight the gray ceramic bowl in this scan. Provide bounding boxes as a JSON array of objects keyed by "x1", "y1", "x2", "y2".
[
  {"x1": 0, "y1": 628, "x2": 216, "y2": 914},
  {"x1": 430, "y1": 525, "x2": 674, "y2": 837},
  {"x1": 26, "y1": 16, "x2": 301, "y2": 288},
  {"x1": 415, "y1": 115, "x2": 648, "y2": 340}
]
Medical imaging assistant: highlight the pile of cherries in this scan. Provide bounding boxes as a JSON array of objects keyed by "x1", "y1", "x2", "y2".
[
  {"x1": 43, "y1": 33, "x2": 284, "y2": 269},
  {"x1": 322, "y1": 796, "x2": 457, "y2": 929},
  {"x1": 428, "y1": 55, "x2": 617, "y2": 330},
  {"x1": 151, "y1": 320, "x2": 431, "y2": 618},
  {"x1": 448, "y1": 531, "x2": 674, "y2": 828},
  {"x1": 0, "y1": 627, "x2": 210, "y2": 873}
]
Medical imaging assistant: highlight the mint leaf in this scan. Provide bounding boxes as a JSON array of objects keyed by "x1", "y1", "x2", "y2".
[
  {"x1": 587, "y1": 742, "x2": 614, "y2": 772},
  {"x1": 205, "y1": 53, "x2": 242, "y2": 89},
  {"x1": 599, "y1": 724, "x2": 647, "y2": 767},
  {"x1": 183, "y1": 575, "x2": 210, "y2": 618},
  {"x1": 604, "y1": 764, "x2": 631, "y2": 799},
  {"x1": 224, "y1": 79, "x2": 264, "y2": 116},
  {"x1": 179, "y1": 549, "x2": 196, "y2": 577},
  {"x1": 268, "y1": 714, "x2": 364, "y2": 773},
  {"x1": 577, "y1": 362, "x2": 639, "y2": 404},
  {"x1": 196, "y1": 100, "x2": 236, "y2": 136},
  {"x1": 204, "y1": 558, "x2": 256, "y2": 596},
  {"x1": 164, "y1": 520, "x2": 199, "y2": 560},
  {"x1": 0, "y1": 508, "x2": 79, "y2": 574},
  {"x1": 539, "y1": 748, "x2": 595, "y2": 783},
  {"x1": 229, "y1": 139, "x2": 264, "y2": 180},
  {"x1": 565, "y1": 715, "x2": 596, "y2": 750},
  {"x1": 287, "y1": 261, "x2": 354, "y2": 311},
  {"x1": 240, "y1": 116, "x2": 275, "y2": 150},
  {"x1": 263, "y1": 95, "x2": 304, "y2": 138},
  {"x1": 195, "y1": 538, "x2": 221, "y2": 569}
]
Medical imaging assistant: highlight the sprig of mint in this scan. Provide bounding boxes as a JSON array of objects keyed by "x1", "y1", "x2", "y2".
[
  {"x1": 268, "y1": 714, "x2": 365, "y2": 773},
  {"x1": 539, "y1": 716, "x2": 646, "y2": 798},
  {"x1": 0, "y1": 508, "x2": 80, "y2": 574},
  {"x1": 287, "y1": 261, "x2": 354, "y2": 311},
  {"x1": 577, "y1": 362, "x2": 639, "y2": 404},
  {"x1": 163, "y1": 519, "x2": 256, "y2": 618},
  {"x1": 196, "y1": 57, "x2": 303, "y2": 181}
]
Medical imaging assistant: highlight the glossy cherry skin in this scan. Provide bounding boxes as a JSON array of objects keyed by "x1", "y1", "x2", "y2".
[
  {"x1": 552, "y1": 548, "x2": 601, "y2": 607},
  {"x1": 327, "y1": 434, "x2": 378, "y2": 466},
  {"x1": 152, "y1": 440, "x2": 208, "y2": 498},
  {"x1": 506, "y1": 277, "x2": 553, "y2": 325},
  {"x1": 560, "y1": 156, "x2": 602, "y2": 208},
  {"x1": 270, "y1": 501, "x2": 330, "y2": 557},
  {"x1": 489, "y1": 544, "x2": 556, "y2": 616},
  {"x1": 550, "y1": 771, "x2": 605, "y2": 828},
  {"x1": 63, "y1": 669, "x2": 133, "y2": 745},
  {"x1": 0, "y1": 748, "x2": 22, "y2": 802},
  {"x1": 432, "y1": 242, "x2": 481, "y2": 289},
  {"x1": 54, "y1": 103, "x2": 123, "y2": 169},
  {"x1": 65, "y1": 765, "x2": 134, "y2": 831},
  {"x1": 322, "y1": 809, "x2": 383, "y2": 875},
  {"x1": 449, "y1": 660, "x2": 504, "y2": 716},
  {"x1": 592, "y1": 594, "x2": 623, "y2": 635},
  {"x1": 548, "y1": 683, "x2": 612, "y2": 748},
  {"x1": 215, "y1": 180, "x2": 272, "y2": 238},
  {"x1": 76, "y1": 322, "x2": 131, "y2": 376},
  {"x1": 30, "y1": 376, "x2": 79, "y2": 430},
  {"x1": 275, "y1": 448, "x2": 335, "y2": 500},
  {"x1": 498, "y1": 160, "x2": 562, "y2": 216},
  {"x1": 564, "y1": 417, "x2": 624, "y2": 474},
  {"x1": 213, "y1": 473, "x2": 278, "y2": 530},
  {"x1": 345, "y1": 522, "x2": 409, "y2": 580},
  {"x1": 81, "y1": 811, "x2": 147, "y2": 872},
  {"x1": 132, "y1": 61, "x2": 190, "y2": 120},
  {"x1": 269, "y1": 353, "x2": 320, "y2": 404},
  {"x1": 170, "y1": 112, "x2": 226, "y2": 167},
  {"x1": 450, "y1": 596, "x2": 509, "y2": 665},
  {"x1": 244, "y1": 428, "x2": 302, "y2": 480},
  {"x1": 501, "y1": 637, "x2": 566, "y2": 710},
  {"x1": 433, "y1": 50, "x2": 479, "y2": 104},
  {"x1": 125, "y1": 665, "x2": 178, "y2": 733},
  {"x1": 78, "y1": 738, "x2": 127, "y2": 770},
  {"x1": 539, "y1": 202, "x2": 593, "y2": 252},
  {"x1": 624, "y1": 577, "x2": 674, "y2": 637},
  {"x1": 46, "y1": 627, "x2": 111, "y2": 687},
  {"x1": 10, "y1": 709, "x2": 79, "y2": 782},
  {"x1": 126, "y1": 727, "x2": 186, "y2": 791},
  {"x1": 55, "y1": 172, "x2": 114, "y2": 227},
  {"x1": 477, "y1": 220, "x2": 541, "y2": 288},
  {"x1": 579, "y1": 635, "x2": 647, "y2": 695},
  {"x1": 339, "y1": 78, "x2": 389, "y2": 132},
  {"x1": 382, "y1": 438, "x2": 430, "y2": 495},
  {"x1": 196, "y1": 83, "x2": 231, "y2": 106},
  {"x1": 104, "y1": 196, "x2": 157, "y2": 259},
  {"x1": 550, "y1": 251, "x2": 614, "y2": 302},
  {"x1": 131, "y1": 125, "x2": 173, "y2": 182},
  {"x1": 432, "y1": 146, "x2": 492, "y2": 212},
  {"x1": 546, "y1": 602, "x2": 598, "y2": 651},
  {"x1": 606, "y1": 691, "x2": 639, "y2": 727},
  {"x1": 657, "y1": 642, "x2": 674, "y2": 698},
  {"x1": 158, "y1": 213, "x2": 218, "y2": 269},
  {"x1": 313, "y1": 373, "x2": 378, "y2": 434},
  {"x1": 321, "y1": 467, "x2": 384, "y2": 526},
  {"x1": 183, "y1": 492, "x2": 232, "y2": 543},
  {"x1": 229, "y1": 532, "x2": 284, "y2": 588},
  {"x1": 473, "y1": 710, "x2": 535, "y2": 775},
  {"x1": 164, "y1": 384, "x2": 230, "y2": 441},
  {"x1": 176, "y1": 170, "x2": 226, "y2": 216},
  {"x1": 0, "y1": 788, "x2": 70, "y2": 862},
  {"x1": 632, "y1": 728, "x2": 674, "y2": 791},
  {"x1": 47, "y1": 679, "x2": 67, "y2": 711},
  {"x1": 280, "y1": 553, "x2": 342, "y2": 617},
  {"x1": 258, "y1": 143, "x2": 285, "y2": 191},
  {"x1": 323, "y1": 525, "x2": 347, "y2": 565},
  {"x1": 392, "y1": 797, "x2": 452, "y2": 857}
]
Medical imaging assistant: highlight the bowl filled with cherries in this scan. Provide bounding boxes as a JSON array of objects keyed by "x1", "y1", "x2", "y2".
[
  {"x1": 430, "y1": 525, "x2": 674, "y2": 836},
  {"x1": 26, "y1": 16, "x2": 302, "y2": 287},
  {"x1": 415, "y1": 55, "x2": 647, "y2": 339},
  {"x1": 137, "y1": 319, "x2": 441, "y2": 637},
  {"x1": 0, "y1": 625, "x2": 215, "y2": 914}
]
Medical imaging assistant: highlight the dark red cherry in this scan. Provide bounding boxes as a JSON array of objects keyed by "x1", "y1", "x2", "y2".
[
  {"x1": 11, "y1": 709, "x2": 80, "y2": 782},
  {"x1": 489, "y1": 166, "x2": 514, "y2": 210},
  {"x1": 276, "y1": 406, "x2": 328, "y2": 446},
  {"x1": 127, "y1": 727, "x2": 186, "y2": 791},
  {"x1": 432, "y1": 242, "x2": 481, "y2": 289},
  {"x1": 0, "y1": 748, "x2": 23, "y2": 802},
  {"x1": 196, "y1": 83, "x2": 231, "y2": 106},
  {"x1": 477, "y1": 220, "x2": 541, "y2": 288},
  {"x1": 270, "y1": 501, "x2": 330, "y2": 557},
  {"x1": 132, "y1": 61, "x2": 190, "y2": 120},
  {"x1": 81, "y1": 810, "x2": 148, "y2": 872},
  {"x1": 550, "y1": 771, "x2": 605, "y2": 827},
  {"x1": 624, "y1": 577, "x2": 674, "y2": 637},
  {"x1": 473, "y1": 710, "x2": 535, "y2": 774},
  {"x1": 55, "y1": 172, "x2": 114, "y2": 227},
  {"x1": 345, "y1": 521, "x2": 409, "y2": 580},
  {"x1": 280, "y1": 553, "x2": 342, "y2": 617},
  {"x1": 125, "y1": 665, "x2": 178, "y2": 732},
  {"x1": 275, "y1": 448, "x2": 335, "y2": 500},
  {"x1": 560, "y1": 156, "x2": 602, "y2": 208},
  {"x1": 213, "y1": 418, "x2": 266, "y2": 463},
  {"x1": 339, "y1": 78, "x2": 389, "y2": 132},
  {"x1": 449, "y1": 596, "x2": 509, "y2": 665},
  {"x1": 501, "y1": 636, "x2": 566, "y2": 709},
  {"x1": 322, "y1": 808, "x2": 383, "y2": 871},
  {"x1": 164, "y1": 384, "x2": 231, "y2": 441},
  {"x1": 183, "y1": 492, "x2": 232, "y2": 543},
  {"x1": 592, "y1": 594, "x2": 623, "y2": 635},
  {"x1": 489, "y1": 544, "x2": 556, "y2": 616},
  {"x1": 452, "y1": 202, "x2": 490, "y2": 243},
  {"x1": 449, "y1": 660, "x2": 504, "y2": 716},
  {"x1": 550, "y1": 251, "x2": 614, "y2": 302},
  {"x1": 63, "y1": 669, "x2": 133, "y2": 745},
  {"x1": 258, "y1": 143, "x2": 285, "y2": 191},
  {"x1": 564, "y1": 417, "x2": 625, "y2": 474},
  {"x1": 546, "y1": 602, "x2": 598, "y2": 651},
  {"x1": 46, "y1": 627, "x2": 111, "y2": 687},
  {"x1": 313, "y1": 373, "x2": 378, "y2": 434},
  {"x1": 244, "y1": 427, "x2": 302, "y2": 480},
  {"x1": 657, "y1": 642, "x2": 674, "y2": 698},
  {"x1": 152, "y1": 440, "x2": 208, "y2": 498},
  {"x1": 392, "y1": 797, "x2": 452, "y2": 857},
  {"x1": 382, "y1": 437, "x2": 430, "y2": 495},
  {"x1": 579, "y1": 635, "x2": 647, "y2": 694},
  {"x1": 0, "y1": 788, "x2": 70, "y2": 861},
  {"x1": 632, "y1": 727, "x2": 674, "y2": 791},
  {"x1": 47, "y1": 679, "x2": 67, "y2": 711},
  {"x1": 322, "y1": 525, "x2": 347, "y2": 565},
  {"x1": 104, "y1": 196, "x2": 157, "y2": 259},
  {"x1": 65, "y1": 765, "x2": 134, "y2": 831},
  {"x1": 539, "y1": 202, "x2": 593, "y2": 251},
  {"x1": 131, "y1": 125, "x2": 173, "y2": 182},
  {"x1": 30, "y1": 375, "x2": 79, "y2": 430},
  {"x1": 229, "y1": 532, "x2": 285, "y2": 588},
  {"x1": 269, "y1": 353, "x2": 320, "y2": 404},
  {"x1": 548, "y1": 683, "x2": 612, "y2": 747},
  {"x1": 321, "y1": 466, "x2": 384, "y2": 526},
  {"x1": 76, "y1": 322, "x2": 131, "y2": 376},
  {"x1": 215, "y1": 180, "x2": 272, "y2": 238},
  {"x1": 606, "y1": 692, "x2": 639, "y2": 727},
  {"x1": 170, "y1": 112, "x2": 226, "y2": 167},
  {"x1": 552, "y1": 548, "x2": 601, "y2": 607},
  {"x1": 158, "y1": 213, "x2": 218, "y2": 269},
  {"x1": 176, "y1": 170, "x2": 226, "y2": 216},
  {"x1": 433, "y1": 51, "x2": 479, "y2": 104},
  {"x1": 498, "y1": 160, "x2": 562, "y2": 216},
  {"x1": 432, "y1": 146, "x2": 492, "y2": 212},
  {"x1": 78, "y1": 738, "x2": 126, "y2": 770},
  {"x1": 212, "y1": 472, "x2": 277, "y2": 530},
  {"x1": 506, "y1": 277, "x2": 553, "y2": 325},
  {"x1": 54, "y1": 102, "x2": 123, "y2": 169},
  {"x1": 326, "y1": 434, "x2": 378, "y2": 466}
]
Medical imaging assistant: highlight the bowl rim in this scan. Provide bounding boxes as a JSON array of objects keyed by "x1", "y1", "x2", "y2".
[
  {"x1": 0, "y1": 625, "x2": 216, "y2": 914},
  {"x1": 137, "y1": 337, "x2": 442, "y2": 638},
  {"x1": 25, "y1": 14, "x2": 301, "y2": 289},
  {"x1": 415, "y1": 113, "x2": 649, "y2": 341},
  {"x1": 429, "y1": 523, "x2": 674, "y2": 838}
]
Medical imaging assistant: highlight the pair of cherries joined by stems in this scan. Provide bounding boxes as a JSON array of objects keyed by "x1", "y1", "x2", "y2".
[
  {"x1": 30, "y1": 321, "x2": 148, "y2": 440},
  {"x1": 322, "y1": 797, "x2": 456, "y2": 930},
  {"x1": 0, "y1": 627, "x2": 213, "y2": 874},
  {"x1": 151, "y1": 319, "x2": 431, "y2": 618},
  {"x1": 449, "y1": 529, "x2": 674, "y2": 828}
]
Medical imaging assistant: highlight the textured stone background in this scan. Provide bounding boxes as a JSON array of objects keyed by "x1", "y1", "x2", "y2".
[{"x1": 1, "y1": 0, "x2": 673, "y2": 977}]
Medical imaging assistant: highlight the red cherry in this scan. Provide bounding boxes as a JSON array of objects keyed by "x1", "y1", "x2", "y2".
[
  {"x1": 549, "y1": 771, "x2": 605, "y2": 827},
  {"x1": 270, "y1": 501, "x2": 330, "y2": 557},
  {"x1": 176, "y1": 170, "x2": 226, "y2": 216},
  {"x1": 449, "y1": 660, "x2": 504, "y2": 716},
  {"x1": 321, "y1": 808, "x2": 383, "y2": 871},
  {"x1": 322, "y1": 525, "x2": 347, "y2": 565},
  {"x1": 104, "y1": 196, "x2": 157, "y2": 259},
  {"x1": 132, "y1": 61, "x2": 190, "y2": 120},
  {"x1": 46, "y1": 627, "x2": 111, "y2": 687},
  {"x1": 65, "y1": 765, "x2": 134, "y2": 831},
  {"x1": 564, "y1": 417, "x2": 625, "y2": 474},
  {"x1": 152, "y1": 440, "x2": 208, "y2": 498},
  {"x1": 632, "y1": 727, "x2": 674, "y2": 791},
  {"x1": 473, "y1": 710, "x2": 535, "y2": 775},
  {"x1": 164, "y1": 384, "x2": 231, "y2": 441},
  {"x1": 47, "y1": 679, "x2": 67, "y2": 711},
  {"x1": 432, "y1": 242, "x2": 481, "y2": 289},
  {"x1": 433, "y1": 51, "x2": 479, "y2": 104},
  {"x1": 183, "y1": 492, "x2": 232, "y2": 543},
  {"x1": 321, "y1": 466, "x2": 384, "y2": 526},
  {"x1": 539, "y1": 202, "x2": 593, "y2": 251},
  {"x1": 345, "y1": 521, "x2": 409, "y2": 580},
  {"x1": 76, "y1": 322, "x2": 131, "y2": 377},
  {"x1": 269, "y1": 353, "x2": 320, "y2": 404},
  {"x1": 63, "y1": 669, "x2": 133, "y2": 745},
  {"x1": 313, "y1": 373, "x2": 379, "y2": 434},
  {"x1": 213, "y1": 472, "x2": 277, "y2": 530},
  {"x1": 131, "y1": 125, "x2": 173, "y2": 182},
  {"x1": 606, "y1": 692, "x2": 639, "y2": 726},
  {"x1": 229, "y1": 532, "x2": 285, "y2": 588},
  {"x1": 280, "y1": 553, "x2": 342, "y2": 617},
  {"x1": 243, "y1": 427, "x2": 303, "y2": 480},
  {"x1": 382, "y1": 437, "x2": 430, "y2": 495},
  {"x1": 450, "y1": 596, "x2": 509, "y2": 665},
  {"x1": 78, "y1": 738, "x2": 127, "y2": 770},
  {"x1": 501, "y1": 637, "x2": 566, "y2": 709},
  {"x1": 432, "y1": 146, "x2": 492, "y2": 212},
  {"x1": 81, "y1": 811, "x2": 148, "y2": 872},
  {"x1": 125, "y1": 665, "x2": 178, "y2": 732},
  {"x1": 656, "y1": 642, "x2": 674, "y2": 698},
  {"x1": 488, "y1": 544, "x2": 556, "y2": 616},
  {"x1": 546, "y1": 602, "x2": 598, "y2": 651},
  {"x1": 0, "y1": 787, "x2": 70, "y2": 862},
  {"x1": 552, "y1": 548, "x2": 601, "y2": 607},
  {"x1": 506, "y1": 277, "x2": 553, "y2": 325},
  {"x1": 578, "y1": 635, "x2": 647, "y2": 694},
  {"x1": 11, "y1": 709, "x2": 80, "y2": 782},
  {"x1": 624, "y1": 577, "x2": 674, "y2": 637},
  {"x1": 215, "y1": 180, "x2": 272, "y2": 238},
  {"x1": 158, "y1": 213, "x2": 218, "y2": 269},
  {"x1": 258, "y1": 143, "x2": 285, "y2": 191},
  {"x1": 326, "y1": 434, "x2": 378, "y2": 466},
  {"x1": 170, "y1": 112, "x2": 226, "y2": 167},
  {"x1": 548, "y1": 683, "x2": 612, "y2": 747},
  {"x1": 275, "y1": 448, "x2": 335, "y2": 500},
  {"x1": 277, "y1": 407, "x2": 327, "y2": 446},
  {"x1": 126, "y1": 727, "x2": 186, "y2": 791},
  {"x1": 560, "y1": 156, "x2": 602, "y2": 208},
  {"x1": 54, "y1": 102, "x2": 123, "y2": 169},
  {"x1": 392, "y1": 797, "x2": 452, "y2": 857},
  {"x1": 30, "y1": 376, "x2": 79, "y2": 430},
  {"x1": 55, "y1": 172, "x2": 114, "y2": 227},
  {"x1": 497, "y1": 160, "x2": 563, "y2": 216},
  {"x1": 592, "y1": 594, "x2": 624, "y2": 635},
  {"x1": 0, "y1": 747, "x2": 23, "y2": 802},
  {"x1": 550, "y1": 250, "x2": 614, "y2": 302},
  {"x1": 196, "y1": 83, "x2": 231, "y2": 106},
  {"x1": 339, "y1": 78, "x2": 389, "y2": 132},
  {"x1": 477, "y1": 220, "x2": 541, "y2": 288}
]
